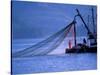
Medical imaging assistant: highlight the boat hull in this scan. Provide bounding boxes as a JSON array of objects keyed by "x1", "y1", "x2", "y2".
[{"x1": 66, "y1": 45, "x2": 97, "y2": 53}]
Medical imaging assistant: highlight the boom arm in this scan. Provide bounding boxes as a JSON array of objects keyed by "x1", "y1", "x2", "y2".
[{"x1": 76, "y1": 9, "x2": 95, "y2": 39}]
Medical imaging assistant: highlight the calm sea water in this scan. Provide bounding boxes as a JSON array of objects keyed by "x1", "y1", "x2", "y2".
[{"x1": 12, "y1": 37, "x2": 97, "y2": 74}]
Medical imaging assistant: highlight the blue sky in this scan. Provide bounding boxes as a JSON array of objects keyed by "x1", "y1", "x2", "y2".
[{"x1": 12, "y1": 1, "x2": 97, "y2": 39}]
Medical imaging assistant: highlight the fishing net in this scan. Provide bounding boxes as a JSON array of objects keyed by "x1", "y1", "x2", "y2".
[{"x1": 12, "y1": 21, "x2": 75, "y2": 58}]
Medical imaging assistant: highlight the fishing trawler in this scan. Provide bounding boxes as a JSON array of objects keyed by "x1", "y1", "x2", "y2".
[{"x1": 65, "y1": 8, "x2": 97, "y2": 53}]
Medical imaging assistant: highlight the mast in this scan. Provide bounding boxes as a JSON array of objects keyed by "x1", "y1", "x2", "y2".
[
  {"x1": 92, "y1": 7, "x2": 95, "y2": 34},
  {"x1": 72, "y1": 18, "x2": 77, "y2": 46},
  {"x1": 73, "y1": 21, "x2": 77, "y2": 46}
]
